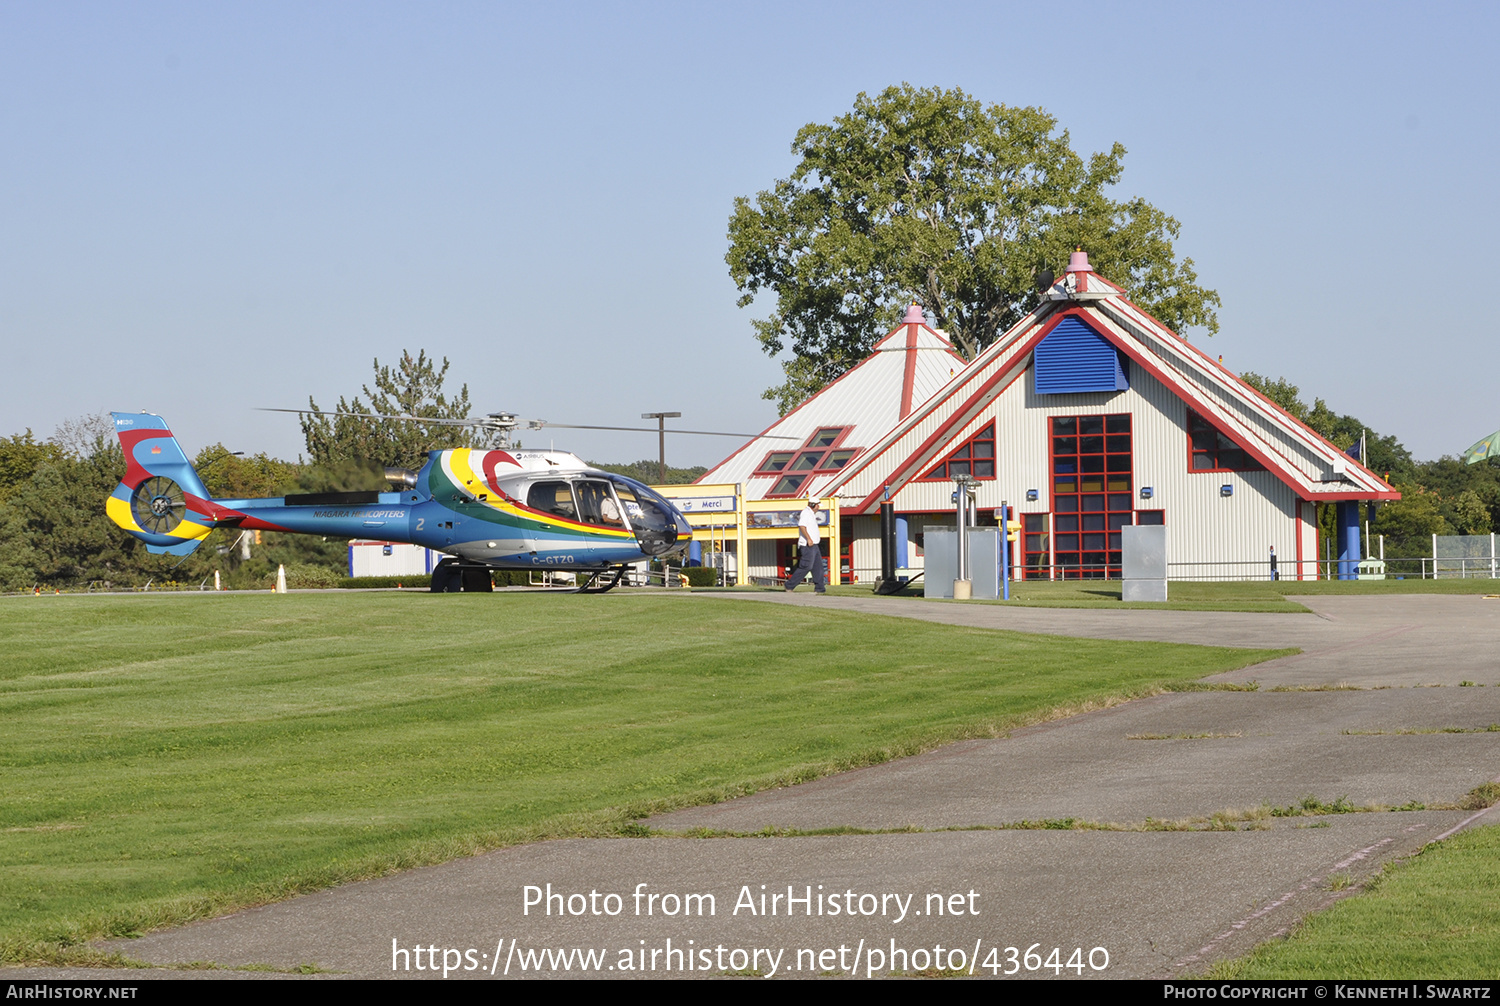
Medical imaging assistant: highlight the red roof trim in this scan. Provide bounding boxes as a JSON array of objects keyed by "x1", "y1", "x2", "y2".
[
  {"x1": 843, "y1": 301, "x2": 1399, "y2": 513},
  {"x1": 1089, "y1": 319, "x2": 1313, "y2": 493},
  {"x1": 1306, "y1": 490, "x2": 1402, "y2": 501},
  {"x1": 899, "y1": 324, "x2": 919, "y2": 419},
  {"x1": 830, "y1": 300, "x2": 1065, "y2": 495},
  {"x1": 848, "y1": 311, "x2": 1076, "y2": 512}
]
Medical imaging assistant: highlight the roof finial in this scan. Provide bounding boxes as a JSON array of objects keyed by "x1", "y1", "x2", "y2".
[
  {"x1": 1065, "y1": 247, "x2": 1092, "y2": 273},
  {"x1": 902, "y1": 304, "x2": 925, "y2": 324}
]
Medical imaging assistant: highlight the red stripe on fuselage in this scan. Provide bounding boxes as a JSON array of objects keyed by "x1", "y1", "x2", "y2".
[{"x1": 481, "y1": 451, "x2": 521, "y2": 495}]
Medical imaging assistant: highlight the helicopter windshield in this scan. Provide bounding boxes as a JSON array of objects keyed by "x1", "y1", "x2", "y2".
[{"x1": 604, "y1": 475, "x2": 689, "y2": 556}]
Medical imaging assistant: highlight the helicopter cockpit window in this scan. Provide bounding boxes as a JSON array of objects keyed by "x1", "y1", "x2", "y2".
[
  {"x1": 527, "y1": 480, "x2": 578, "y2": 520},
  {"x1": 574, "y1": 480, "x2": 625, "y2": 527}
]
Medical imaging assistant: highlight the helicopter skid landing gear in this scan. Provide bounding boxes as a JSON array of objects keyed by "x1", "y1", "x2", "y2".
[{"x1": 574, "y1": 565, "x2": 626, "y2": 594}]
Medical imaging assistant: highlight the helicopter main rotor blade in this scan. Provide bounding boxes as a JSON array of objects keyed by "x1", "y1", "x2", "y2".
[
  {"x1": 532, "y1": 422, "x2": 797, "y2": 440},
  {"x1": 262, "y1": 408, "x2": 798, "y2": 440},
  {"x1": 259, "y1": 408, "x2": 491, "y2": 429}
]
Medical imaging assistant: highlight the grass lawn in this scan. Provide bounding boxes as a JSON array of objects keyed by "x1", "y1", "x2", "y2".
[
  {"x1": 0, "y1": 591, "x2": 1286, "y2": 962},
  {"x1": 1210, "y1": 823, "x2": 1500, "y2": 979}
]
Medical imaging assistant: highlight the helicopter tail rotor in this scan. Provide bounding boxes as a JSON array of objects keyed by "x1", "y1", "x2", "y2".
[{"x1": 106, "y1": 413, "x2": 220, "y2": 555}]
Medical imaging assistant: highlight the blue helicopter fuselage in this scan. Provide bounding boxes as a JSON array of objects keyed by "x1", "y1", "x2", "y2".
[{"x1": 107, "y1": 413, "x2": 692, "y2": 570}]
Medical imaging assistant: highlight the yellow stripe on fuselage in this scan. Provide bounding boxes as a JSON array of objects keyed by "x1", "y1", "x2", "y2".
[{"x1": 438, "y1": 449, "x2": 636, "y2": 539}]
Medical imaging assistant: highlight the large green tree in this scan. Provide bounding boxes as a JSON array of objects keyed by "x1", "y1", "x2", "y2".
[
  {"x1": 0, "y1": 431, "x2": 67, "y2": 503},
  {"x1": 300, "y1": 350, "x2": 477, "y2": 470},
  {"x1": 728, "y1": 84, "x2": 1222, "y2": 412}
]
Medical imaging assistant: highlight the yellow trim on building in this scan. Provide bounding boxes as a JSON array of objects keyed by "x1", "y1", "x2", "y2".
[{"x1": 651, "y1": 482, "x2": 840, "y2": 586}]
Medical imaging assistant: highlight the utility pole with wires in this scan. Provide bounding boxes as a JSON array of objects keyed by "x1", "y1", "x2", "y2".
[{"x1": 641, "y1": 412, "x2": 681, "y2": 483}]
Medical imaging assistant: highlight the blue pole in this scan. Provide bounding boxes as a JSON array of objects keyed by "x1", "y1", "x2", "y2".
[
  {"x1": 1336, "y1": 501, "x2": 1361, "y2": 580},
  {"x1": 1001, "y1": 505, "x2": 1010, "y2": 600},
  {"x1": 895, "y1": 516, "x2": 909, "y2": 567}
]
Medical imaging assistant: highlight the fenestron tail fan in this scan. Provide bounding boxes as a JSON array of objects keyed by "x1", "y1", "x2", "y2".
[{"x1": 106, "y1": 412, "x2": 226, "y2": 555}]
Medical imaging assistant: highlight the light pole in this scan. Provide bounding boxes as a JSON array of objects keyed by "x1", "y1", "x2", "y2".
[
  {"x1": 641, "y1": 412, "x2": 681, "y2": 483},
  {"x1": 953, "y1": 474, "x2": 976, "y2": 599}
]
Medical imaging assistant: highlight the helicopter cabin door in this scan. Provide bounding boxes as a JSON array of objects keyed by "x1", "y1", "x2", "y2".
[
  {"x1": 574, "y1": 479, "x2": 629, "y2": 559},
  {"x1": 524, "y1": 478, "x2": 626, "y2": 566}
]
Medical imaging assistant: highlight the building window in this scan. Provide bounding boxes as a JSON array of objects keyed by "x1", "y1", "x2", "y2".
[
  {"x1": 1188, "y1": 410, "x2": 1264, "y2": 472},
  {"x1": 754, "y1": 451, "x2": 795, "y2": 475},
  {"x1": 1051, "y1": 414, "x2": 1132, "y2": 578},
  {"x1": 822, "y1": 449, "x2": 857, "y2": 470},
  {"x1": 759, "y1": 432, "x2": 860, "y2": 493},
  {"x1": 774, "y1": 447, "x2": 861, "y2": 475},
  {"x1": 767, "y1": 473, "x2": 809, "y2": 497},
  {"x1": 805, "y1": 427, "x2": 850, "y2": 449},
  {"x1": 1136, "y1": 509, "x2": 1165, "y2": 526},
  {"x1": 790, "y1": 451, "x2": 824, "y2": 471},
  {"x1": 922, "y1": 423, "x2": 996, "y2": 480}
]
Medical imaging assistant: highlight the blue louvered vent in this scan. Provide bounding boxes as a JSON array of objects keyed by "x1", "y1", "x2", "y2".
[{"x1": 1033, "y1": 317, "x2": 1129, "y2": 395}]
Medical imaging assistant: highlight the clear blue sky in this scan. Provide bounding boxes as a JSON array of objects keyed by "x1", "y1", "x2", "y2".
[{"x1": 2, "y1": 1, "x2": 1493, "y2": 468}]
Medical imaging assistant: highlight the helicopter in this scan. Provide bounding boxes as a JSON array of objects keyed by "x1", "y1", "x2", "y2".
[{"x1": 105, "y1": 411, "x2": 700, "y2": 593}]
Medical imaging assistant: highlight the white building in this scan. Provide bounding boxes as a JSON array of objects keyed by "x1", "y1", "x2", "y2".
[
  {"x1": 703, "y1": 252, "x2": 1396, "y2": 583},
  {"x1": 348, "y1": 540, "x2": 438, "y2": 578}
]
